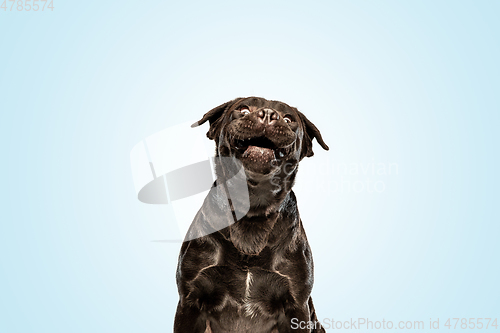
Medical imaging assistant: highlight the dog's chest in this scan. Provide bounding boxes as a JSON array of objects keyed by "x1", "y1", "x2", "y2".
[
  {"x1": 200, "y1": 268, "x2": 291, "y2": 333},
  {"x1": 239, "y1": 268, "x2": 293, "y2": 318},
  {"x1": 211, "y1": 240, "x2": 295, "y2": 316}
]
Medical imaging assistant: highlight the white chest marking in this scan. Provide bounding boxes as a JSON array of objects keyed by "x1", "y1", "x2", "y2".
[
  {"x1": 245, "y1": 271, "x2": 253, "y2": 298},
  {"x1": 243, "y1": 271, "x2": 258, "y2": 317}
]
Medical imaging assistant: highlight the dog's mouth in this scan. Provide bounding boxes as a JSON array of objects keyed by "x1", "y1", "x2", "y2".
[
  {"x1": 230, "y1": 136, "x2": 292, "y2": 173},
  {"x1": 233, "y1": 136, "x2": 291, "y2": 158}
]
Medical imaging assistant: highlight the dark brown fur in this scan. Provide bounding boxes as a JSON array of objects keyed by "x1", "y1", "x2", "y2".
[{"x1": 174, "y1": 97, "x2": 328, "y2": 333}]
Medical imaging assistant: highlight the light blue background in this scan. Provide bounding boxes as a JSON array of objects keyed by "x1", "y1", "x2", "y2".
[{"x1": 1, "y1": 1, "x2": 499, "y2": 332}]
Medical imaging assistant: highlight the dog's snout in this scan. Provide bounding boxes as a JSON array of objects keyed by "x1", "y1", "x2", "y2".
[{"x1": 257, "y1": 108, "x2": 279, "y2": 125}]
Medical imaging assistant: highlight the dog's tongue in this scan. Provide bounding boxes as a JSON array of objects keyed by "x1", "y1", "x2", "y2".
[{"x1": 241, "y1": 145, "x2": 276, "y2": 172}]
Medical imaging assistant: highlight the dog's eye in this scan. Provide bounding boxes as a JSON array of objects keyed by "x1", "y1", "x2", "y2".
[
  {"x1": 284, "y1": 115, "x2": 293, "y2": 123},
  {"x1": 240, "y1": 108, "x2": 250, "y2": 115}
]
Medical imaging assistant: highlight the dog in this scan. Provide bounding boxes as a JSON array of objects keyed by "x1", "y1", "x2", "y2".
[{"x1": 174, "y1": 97, "x2": 329, "y2": 333}]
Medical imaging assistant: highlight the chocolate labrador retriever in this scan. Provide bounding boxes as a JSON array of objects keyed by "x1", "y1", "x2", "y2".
[{"x1": 174, "y1": 97, "x2": 328, "y2": 333}]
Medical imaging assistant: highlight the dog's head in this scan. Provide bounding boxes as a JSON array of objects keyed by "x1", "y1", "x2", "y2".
[
  {"x1": 192, "y1": 97, "x2": 328, "y2": 253},
  {"x1": 193, "y1": 97, "x2": 329, "y2": 177}
]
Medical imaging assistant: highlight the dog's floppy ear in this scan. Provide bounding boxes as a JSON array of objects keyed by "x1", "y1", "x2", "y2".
[
  {"x1": 192, "y1": 98, "x2": 242, "y2": 140},
  {"x1": 296, "y1": 110, "x2": 329, "y2": 158}
]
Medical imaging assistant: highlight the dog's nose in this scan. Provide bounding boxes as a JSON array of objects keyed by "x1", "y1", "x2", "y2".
[{"x1": 257, "y1": 108, "x2": 279, "y2": 125}]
